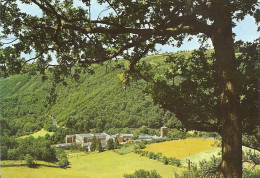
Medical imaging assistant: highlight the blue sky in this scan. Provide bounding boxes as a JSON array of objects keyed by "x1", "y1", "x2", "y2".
[{"x1": 6, "y1": 1, "x2": 260, "y2": 56}]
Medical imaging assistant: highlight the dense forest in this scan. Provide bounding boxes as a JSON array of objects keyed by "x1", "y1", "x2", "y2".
[{"x1": 0, "y1": 55, "x2": 181, "y2": 137}]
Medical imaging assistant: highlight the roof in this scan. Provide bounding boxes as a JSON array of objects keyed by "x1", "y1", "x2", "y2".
[
  {"x1": 137, "y1": 135, "x2": 160, "y2": 139},
  {"x1": 120, "y1": 134, "x2": 133, "y2": 137},
  {"x1": 94, "y1": 133, "x2": 109, "y2": 138},
  {"x1": 66, "y1": 135, "x2": 75, "y2": 138},
  {"x1": 134, "y1": 135, "x2": 160, "y2": 141},
  {"x1": 83, "y1": 140, "x2": 107, "y2": 148},
  {"x1": 55, "y1": 142, "x2": 81, "y2": 148}
]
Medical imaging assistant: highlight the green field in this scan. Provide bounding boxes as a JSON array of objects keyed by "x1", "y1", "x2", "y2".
[
  {"x1": 114, "y1": 145, "x2": 135, "y2": 155},
  {"x1": 19, "y1": 128, "x2": 54, "y2": 139},
  {"x1": 1, "y1": 151, "x2": 186, "y2": 178},
  {"x1": 181, "y1": 146, "x2": 260, "y2": 164},
  {"x1": 181, "y1": 148, "x2": 221, "y2": 164}
]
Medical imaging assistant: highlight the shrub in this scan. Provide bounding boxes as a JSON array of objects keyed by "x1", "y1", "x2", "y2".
[
  {"x1": 139, "y1": 126, "x2": 149, "y2": 134},
  {"x1": 182, "y1": 156, "x2": 220, "y2": 178},
  {"x1": 175, "y1": 159, "x2": 181, "y2": 167},
  {"x1": 148, "y1": 152, "x2": 156, "y2": 159},
  {"x1": 56, "y1": 148, "x2": 68, "y2": 168},
  {"x1": 24, "y1": 154, "x2": 35, "y2": 167},
  {"x1": 168, "y1": 157, "x2": 182, "y2": 167},
  {"x1": 136, "y1": 142, "x2": 146, "y2": 149},
  {"x1": 162, "y1": 156, "x2": 168, "y2": 165},
  {"x1": 156, "y1": 152, "x2": 162, "y2": 160},
  {"x1": 59, "y1": 157, "x2": 68, "y2": 168},
  {"x1": 243, "y1": 168, "x2": 260, "y2": 178},
  {"x1": 124, "y1": 169, "x2": 161, "y2": 178}
]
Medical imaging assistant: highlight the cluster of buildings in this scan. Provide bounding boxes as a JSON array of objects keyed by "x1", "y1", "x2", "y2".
[{"x1": 56, "y1": 127, "x2": 168, "y2": 149}]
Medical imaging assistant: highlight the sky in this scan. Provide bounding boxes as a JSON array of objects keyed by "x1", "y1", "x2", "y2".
[{"x1": 4, "y1": 1, "x2": 260, "y2": 58}]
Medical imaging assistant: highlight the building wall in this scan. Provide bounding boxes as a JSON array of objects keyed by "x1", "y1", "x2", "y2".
[
  {"x1": 66, "y1": 135, "x2": 76, "y2": 143},
  {"x1": 118, "y1": 136, "x2": 124, "y2": 142},
  {"x1": 160, "y1": 127, "x2": 168, "y2": 138}
]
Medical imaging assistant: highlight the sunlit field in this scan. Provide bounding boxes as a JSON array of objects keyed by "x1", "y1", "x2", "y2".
[
  {"x1": 144, "y1": 138, "x2": 219, "y2": 159},
  {"x1": 19, "y1": 128, "x2": 54, "y2": 139},
  {"x1": 1, "y1": 151, "x2": 185, "y2": 178}
]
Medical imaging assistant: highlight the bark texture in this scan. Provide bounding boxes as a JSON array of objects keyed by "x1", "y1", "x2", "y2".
[{"x1": 211, "y1": 1, "x2": 242, "y2": 177}]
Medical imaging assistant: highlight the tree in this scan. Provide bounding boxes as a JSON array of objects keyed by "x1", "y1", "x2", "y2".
[
  {"x1": 90, "y1": 135, "x2": 97, "y2": 152},
  {"x1": 96, "y1": 140, "x2": 103, "y2": 152},
  {"x1": 0, "y1": 146, "x2": 8, "y2": 160},
  {"x1": 139, "y1": 126, "x2": 149, "y2": 135},
  {"x1": 114, "y1": 137, "x2": 120, "y2": 149},
  {"x1": 106, "y1": 138, "x2": 114, "y2": 150},
  {"x1": 1, "y1": 1, "x2": 259, "y2": 177}
]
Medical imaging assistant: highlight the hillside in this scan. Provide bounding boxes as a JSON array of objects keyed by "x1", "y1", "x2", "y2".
[{"x1": 0, "y1": 55, "x2": 179, "y2": 137}]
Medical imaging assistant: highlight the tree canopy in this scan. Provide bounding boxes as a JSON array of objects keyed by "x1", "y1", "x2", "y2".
[{"x1": 1, "y1": 1, "x2": 258, "y2": 79}]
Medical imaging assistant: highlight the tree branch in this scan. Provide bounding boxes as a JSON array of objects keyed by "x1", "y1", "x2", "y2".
[
  {"x1": 1, "y1": 38, "x2": 18, "y2": 44},
  {"x1": 79, "y1": 35, "x2": 151, "y2": 65},
  {"x1": 22, "y1": 48, "x2": 55, "y2": 66},
  {"x1": 62, "y1": 24, "x2": 208, "y2": 36}
]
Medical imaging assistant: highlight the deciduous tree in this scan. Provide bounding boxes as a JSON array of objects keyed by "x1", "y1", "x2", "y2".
[{"x1": 90, "y1": 135, "x2": 97, "y2": 151}]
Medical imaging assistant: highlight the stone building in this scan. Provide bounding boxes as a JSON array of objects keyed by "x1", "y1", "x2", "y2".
[
  {"x1": 160, "y1": 126, "x2": 168, "y2": 138},
  {"x1": 65, "y1": 135, "x2": 76, "y2": 143}
]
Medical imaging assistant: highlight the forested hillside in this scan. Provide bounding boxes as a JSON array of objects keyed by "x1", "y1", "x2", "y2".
[{"x1": 0, "y1": 56, "x2": 180, "y2": 137}]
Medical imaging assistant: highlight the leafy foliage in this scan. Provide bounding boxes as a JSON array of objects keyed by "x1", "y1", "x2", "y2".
[
  {"x1": 56, "y1": 149, "x2": 68, "y2": 168},
  {"x1": 0, "y1": 62, "x2": 179, "y2": 137},
  {"x1": 96, "y1": 140, "x2": 103, "y2": 152},
  {"x1": 24, "y1": 154, "x2": 35, "y2": 167},
  {"x1": 90, "y1": 136, "x2": 97, "y2": 152},
  {"x1": 106, "y1": 138, "x2": 114, "y2": 150},
  {"x1": 114, "y1": 137, "x2": 120, "y2": 149},
  {"x1": 124, "y1": 169, "x2": 161, "y2": 178},
  {"x1": 141, "y1": 43, "x2": 259, "y2": 134}
]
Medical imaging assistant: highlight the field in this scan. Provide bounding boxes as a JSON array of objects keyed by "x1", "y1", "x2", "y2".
[
  {"x1": 1, "y1": 151, "x2": 186, "y2": 178},
  {"x1": 114, "y1": 145, "x2": 135, "y2": 155},
  {"x1": 143, "y1": 138, "x2": 219, "y2": 159},
  {"x1": 182, "y1": 148, "x2": 221, "y2": 164},
  {"x1": 19, "y1": 128, "x2": 54, "y2": 139}
]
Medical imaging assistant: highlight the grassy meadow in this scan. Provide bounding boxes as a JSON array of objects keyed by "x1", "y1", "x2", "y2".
[
  {"x1": 114, "y1": 145, "x2": 135, "y2": 155},
  {"x1": 19, "y1": 128, "x2": 54, "y2": 139},
  {"x1": 143, "y1": 138, "x2": 219, "y2": 159},
  {"x1": 1, "y1": 151, "x2": 185, "y2": 178}
]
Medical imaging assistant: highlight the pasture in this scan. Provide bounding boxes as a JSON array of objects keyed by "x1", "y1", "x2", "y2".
[
  {"x1": 143, "y1": 138, "x2": 219, "y2": 159},
  {"x1": 19, "y1": 128, "x2": 54, "y2": 139},
  {"x1": 1, "y1": 151, "x2": 185, "y2": 178}
]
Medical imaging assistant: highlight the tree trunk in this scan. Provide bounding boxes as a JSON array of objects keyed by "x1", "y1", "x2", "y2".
[{"x1": 211, "y1": 1, "x2": 242, "y2": 177}]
